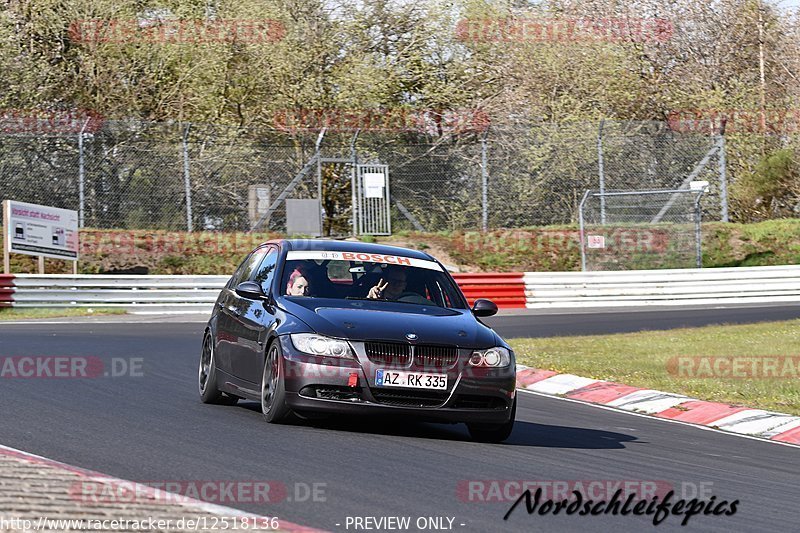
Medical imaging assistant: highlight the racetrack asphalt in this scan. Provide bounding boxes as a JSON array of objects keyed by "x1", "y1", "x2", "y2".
[{"x1": 0, "y1": 313, "x2": 798, "y2": 532}]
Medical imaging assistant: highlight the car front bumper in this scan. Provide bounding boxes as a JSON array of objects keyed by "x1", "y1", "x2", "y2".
[{"x1": 277, "y1": 336, "x2": 516, "y2": 425}]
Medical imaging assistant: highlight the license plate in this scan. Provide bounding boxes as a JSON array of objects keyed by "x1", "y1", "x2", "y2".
[{"x1": 375, "y1": 369, "x2": 447, "y2": 390}]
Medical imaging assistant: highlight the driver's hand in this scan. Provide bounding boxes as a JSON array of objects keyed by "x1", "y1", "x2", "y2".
[{"x1": 367, "y1": 279, "x2": 389, "y2": 299}]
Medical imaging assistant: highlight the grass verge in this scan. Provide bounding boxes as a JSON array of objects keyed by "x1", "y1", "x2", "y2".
[
  {"x1": 0, "y1": 308, "x2": 127, "y2": 321},
  {"x1": 509, "y1": 319, "x2": 800, "y2": 416}
]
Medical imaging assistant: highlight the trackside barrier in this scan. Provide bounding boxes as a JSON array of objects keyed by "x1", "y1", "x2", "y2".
[
  {"x1": 524, "y1": 265, "x2": 800, "y2": 308},
  {"x1": 10, "y1": 275, "x2": 228, "y2": 314},
  {"x1": 451, "y1": 273, "x2": 527, "y2": 308},
  {"x1": 0, "y1": 274, "x2": 14, "y2": 308},
  {"x1": 4, "y1": 266, "x2": 800, "y2": 313},
  {"x1": 6, "y1": 274, "x2": 529, "y2": 313}
]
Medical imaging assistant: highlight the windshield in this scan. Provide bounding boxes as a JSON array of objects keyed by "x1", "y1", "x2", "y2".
[{"x1": 280, "y1": 250, "x2": 466, "y2": 309}]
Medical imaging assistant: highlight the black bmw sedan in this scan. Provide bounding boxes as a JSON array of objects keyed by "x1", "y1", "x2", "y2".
[{"x1": 199, "y1": 239, "x2": 516, "y2": 442}]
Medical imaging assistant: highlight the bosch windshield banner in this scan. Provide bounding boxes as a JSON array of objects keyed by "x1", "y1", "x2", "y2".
[
  {"x1": 3, "y1": 200, "x2": 79, "y2": 260},
  {"x1": 285, "y1": 250, "x2": 443, "y2": 271}
]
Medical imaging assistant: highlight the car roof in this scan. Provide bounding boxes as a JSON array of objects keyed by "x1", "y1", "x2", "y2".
[{"x1": 282, "y1": 239, "x2": 434, "y2": 261}]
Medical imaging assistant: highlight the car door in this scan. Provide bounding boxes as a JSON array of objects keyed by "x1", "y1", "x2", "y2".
[
  {"x1": 215, "y1": 247, "x2": 268, "y2": 377},
  {"x1": 229, "y1": 245, "x2": 279, "y2": 382}
]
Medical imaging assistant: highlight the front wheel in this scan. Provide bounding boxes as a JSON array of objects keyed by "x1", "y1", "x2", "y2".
[
  {"x1": 467, "y1": 397, "x2": 516, "y2": 443},
  {"x1": 261, "y1": 341, "x2": 292, "y2": 423},
  {"x1": 198, "y1": 332, "x2": 239, "y2": 405}
]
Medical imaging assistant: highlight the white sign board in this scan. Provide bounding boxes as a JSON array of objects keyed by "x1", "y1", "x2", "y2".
[
  {"x1": 587, "y1": 235, "x2": 606, "y2": 249},
  {"x1": 3, "y1": 200, "x2": 79, "y2": 260},
  {"x1": 363, "y1": 172, "x2": 385, "y2": 199}
]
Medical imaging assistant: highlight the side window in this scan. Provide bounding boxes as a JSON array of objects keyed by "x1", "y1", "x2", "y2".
[
  {"x1": 253, "y1": 247, "x2": 279, "y2": 294},
  {"x1": 230, "y1": 248, "x2": 268, "y2": 288},
  {"x1": 227, "y1": 259, "x2": 247, "y2": 289}
]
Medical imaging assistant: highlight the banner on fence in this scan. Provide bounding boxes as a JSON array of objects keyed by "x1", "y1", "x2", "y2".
[{"x1": 3, "y1": 200, "x2": 79, "y2": 272}]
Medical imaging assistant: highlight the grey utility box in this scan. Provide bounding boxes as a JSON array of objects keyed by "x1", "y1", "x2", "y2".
[{"x1": 286, "y1": 199, "x2": 322, "y2": 237}]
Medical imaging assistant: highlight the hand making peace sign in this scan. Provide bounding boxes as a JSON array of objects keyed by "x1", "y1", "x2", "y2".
[{"x1": 367, "y1": 278, "x2": 389, "y2": 299}]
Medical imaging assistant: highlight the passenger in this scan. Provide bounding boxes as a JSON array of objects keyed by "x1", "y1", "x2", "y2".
[{"x1": 286, "y1": 268, "x2": 310, "y2": 296}]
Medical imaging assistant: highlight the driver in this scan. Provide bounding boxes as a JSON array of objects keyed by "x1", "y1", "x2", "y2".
[
  {"x1": 366, "y1": 265, "x2": 408, "y2": 300},
  {"x1": 365, "y1": 265, "x2": 432, "y2": 305}
]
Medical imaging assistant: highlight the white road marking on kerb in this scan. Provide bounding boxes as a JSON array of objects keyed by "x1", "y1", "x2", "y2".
[
  {"x1": 525, "y1": 374, "x2": 599, "y2": 395},
  {"x1": 516, "y1": 388, "x2": 800, "y2": 450},
  {"x1": 605, "y1": 390, "x2": 693, "y2": 414}
]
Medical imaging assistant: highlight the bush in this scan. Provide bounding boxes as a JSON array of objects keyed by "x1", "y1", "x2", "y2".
[{"x1": 734, "y1": 149, "x2": 800, "y2": 221}]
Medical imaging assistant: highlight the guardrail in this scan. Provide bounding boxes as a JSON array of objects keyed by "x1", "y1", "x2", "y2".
[
  {"x1": 3, "y1": 273, "x2": 528, "y2": 312},
  {"x1": 0, "y1": 275, "x2": 14, "y2": 308},
  {"x1": 9, "y1": 275, "x2": 227, "y2": 314},
  {"x1": 451, "y1": 273, "x2": 526, "y2": 308},
  {"x1": 1, "y1": 265, "x2": 799, "y2": 313},
  {"x1": 524, "y1": 265, "x2": 800, "y2": 308}
]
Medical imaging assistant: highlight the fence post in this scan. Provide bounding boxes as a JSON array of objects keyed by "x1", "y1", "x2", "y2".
[
  {"x1": 182, "y1": 123, "x2": 193, "y2": 232},
  {"x1": 350, "y1": 130, "x2": 360, "y2": 236},
  {"x1": 718, "y1": 134, "x2": 729, "y2": 222},
  {"x1": 597, "y1": 119, "x2": 606, "y2": 225},
  {"x1": 317, "y1": 142, "x2": 323, "y2": 234},
  {"x1": 578, "y1": 190, "x2": 591, "y2": 272},
  {"x1": 695, "y1": 191, "x2": 704, "y2": 268},
  {"x1": 481, "y1": 130, "x2": 489, "y2": 231},
  {"x1": 78, "y1": 118, "x2": 90, "y2": 228}
]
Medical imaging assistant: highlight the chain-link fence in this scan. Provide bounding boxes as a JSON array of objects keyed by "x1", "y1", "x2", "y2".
[
  {"x1": 579, "y1": 188, "x2": 705, "y2": 271},
  {"x1": 0, "y1": 118, "x2": 726, "y2": 235}
]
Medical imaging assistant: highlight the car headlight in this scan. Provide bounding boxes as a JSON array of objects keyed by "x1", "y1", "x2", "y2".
[
  {"x1": 290, "y1": 333, "x2": 354, "y2": 358},
  {"x1": 468, "y1": 347, "x2": 511, "y2": 368}
]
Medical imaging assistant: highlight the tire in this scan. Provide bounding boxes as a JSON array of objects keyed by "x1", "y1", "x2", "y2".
[
  {"x1": 467, "y1": 397, "x2": 516, "y2": 443},
  {"x1": 261, "y1": 340, "x2": 292, "y2": 423},
  {"x1": 198, "y1": 331, "x2": 238, "y2": 405}
]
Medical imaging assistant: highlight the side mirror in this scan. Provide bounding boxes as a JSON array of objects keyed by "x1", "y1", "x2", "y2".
[
  {"x1": 235, "y1": 281, "x2": 266, "y2": 300},
  {"x1": 471, "y1": 298, "x2": 498, "y2": 317}
]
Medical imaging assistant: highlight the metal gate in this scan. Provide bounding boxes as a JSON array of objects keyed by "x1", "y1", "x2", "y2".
[
  {"x1": 355, "y1": 164, "x2": 391, "y2": 235},
  {"x1": 578, "y1": 188, "x2": 705, "y2": 271}
]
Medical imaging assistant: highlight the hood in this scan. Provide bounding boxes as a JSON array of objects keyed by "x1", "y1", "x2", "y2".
[{"x1": 278, "y1": 297, "x2": 497, "y2": 349}]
